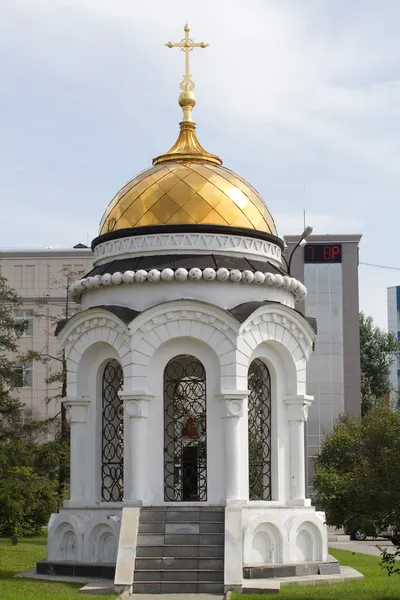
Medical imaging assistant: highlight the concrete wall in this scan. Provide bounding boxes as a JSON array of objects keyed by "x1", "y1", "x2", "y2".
[
  {"x1": 0, "y1": 248, "x2": 93, "y2": 419},
  {"x1": 285, "y1": 234, "x2": 362, "y2": 490},
  {"x1": 387, "y1": 285, "x2": 400, "y2": 408}
]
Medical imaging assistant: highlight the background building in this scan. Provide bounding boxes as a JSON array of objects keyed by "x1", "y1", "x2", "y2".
[
  {"x1": 387, "y1": 285, "x2": 400, "y2": 408},
  {"x1": 0, "y1": 246, "x2": 93, "y2": 419},
  {"x1": 1, "y1": 233, "x2": 362, "y2": 470},
  {"x1": 285, "y1": 234, "x2": 362, "y2": 492}
]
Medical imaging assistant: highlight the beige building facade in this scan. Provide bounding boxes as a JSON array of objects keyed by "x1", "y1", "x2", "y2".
[{"x1": 0, "y1": 246, "x2": 93, "y2": 419}]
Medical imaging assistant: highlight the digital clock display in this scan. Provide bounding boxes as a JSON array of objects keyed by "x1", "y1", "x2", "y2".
[{"x1": 304, "y1": 244, "x2": 342, "y2": 263}]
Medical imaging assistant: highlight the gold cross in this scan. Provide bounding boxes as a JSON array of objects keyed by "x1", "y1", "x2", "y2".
[{"x1": 165, "y1": 24, "x2": 209, "y2": 92}]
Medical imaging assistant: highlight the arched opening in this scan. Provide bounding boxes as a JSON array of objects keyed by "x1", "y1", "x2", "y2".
[
  {"x1": 101, "y1": 359, "x2": 124, "y2": 501},
  {"x1": 248, "y1": 359, "x2": 272, "y2": 500},
  {"x1": 164, "y1": 355, "x2": 207, "y2": 502}
]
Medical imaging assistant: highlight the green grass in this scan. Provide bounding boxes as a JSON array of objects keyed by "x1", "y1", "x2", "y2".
[
  {"x1": 0, "y1": 533, "x2": 117, "y2": 600},
  {"x1": 2, "y1": 538, "x2": 400, "y2": 600},
  {"x1": 233, "y1": 548, "x2": 400, "y2": 599}
]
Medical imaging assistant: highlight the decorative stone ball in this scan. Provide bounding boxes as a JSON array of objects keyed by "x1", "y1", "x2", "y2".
[
  {"x1": 229, "y1": 269, "x2": 242, "y2": 282},
  {"x1": 175, "y1": 268, "x2": 188, "y2": 281},
  {"x1": 122, "y1": 271, "x2": 135, "y2": 284},
  {"x1": 264, "y1": 273, "x2": 275, "y2": 286},
  {"x1": 282, "y1": 275, "x2": 292, "y2": 289},
  {"x1": 85, "y1": 278, "x2": 94, "y2": 289},
  {"x1": 254, "y1": 271, "x2": 265, "y2": 284},
  {"x1": 92, "y1": 274, "x2": 102, "y2": 288},
  {"x1": 189, "y1": 267, "x2": 202, "y2": 280},
  {"x1": 274, "y1": 274, "x2": 284, "y2": 287},
  {"x1": 297, "y1": 283, "x2": 307, "y2": 300},
  {"x1": 71, "y1": 282, "x2": 81, "y2": 294},
  {"x1": 147, "y1": 269, "x2": 161, "y2": 283},
  {"x1": 242, "y1": 270, "x2": 255, "y2": 284},
  {"x1": 203, "y1": 268, "x2": 216, "y2": 281},
  {"x1": 216, "y1": 268, "x2": 229, "y2": 281},
  {"x1": 101, "y1": 273, "x2": 112, "y2": 286},
  {"x1": 161, "y1": 268, "x2": 174, "y2": 281},
  {"x1": 111, "y1": 272, "x2": 123, "y2": 285},
  {"x1": 289, "y1": 278, "x2": 299, "y2": 292},
  {"x1": 135, "y1": 270, "x2": 148, "y2": 282}
]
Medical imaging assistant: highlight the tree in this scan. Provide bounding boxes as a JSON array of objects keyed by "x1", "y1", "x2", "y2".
[
  {"x1": 0, "y1": 275, "x2": 32, "y2": 439},
  {"x1": 22, "y1": 266, "x2": 84, "y2": 501},
  {"x1": 0, "y1": 276, "x2": 59, "y2": 543},
  {"x1": 313, "y1": 406, "x2": 400, "y2": 575},
  {"x1": 359, "y1": 312, "x2": 400, "y2": 415}
]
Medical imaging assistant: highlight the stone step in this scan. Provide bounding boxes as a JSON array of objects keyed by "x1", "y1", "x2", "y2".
[
  {"x1": 134, "y1": 569, "x2": 224, "y2": 582},
  {"x1": 135, "y1": 557, "x2": 224, "y2": 571},
  {"x1": 139, "y1": 509, "x2": 224, "y2": 523},
  {"x1": 138, "y1": 521, "x2": 225, "y2": 534},
  {"x1": 137, "y1": 533, "x2": 224, "y2": 546},
  {"x1": 136, "y1": 545, "x2": 224, "y2": 558},
  {"x1": 132, "y1": 581, "x2": 224, "y2": 594}
]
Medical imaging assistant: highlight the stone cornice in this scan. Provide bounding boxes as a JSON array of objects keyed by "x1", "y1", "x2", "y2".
[{"x1": 93, "y1": 231, "x2": 282, "y2": 265}]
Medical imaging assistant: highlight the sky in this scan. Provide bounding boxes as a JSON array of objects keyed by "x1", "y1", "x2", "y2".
[{"x1": 1, "y1": 0, "x2": 400, "y2": 329}]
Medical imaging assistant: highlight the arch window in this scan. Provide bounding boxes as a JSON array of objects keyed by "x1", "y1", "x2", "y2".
[
  {"x1": 164, "y1": 355, "x2": 207, "y2": 502},
  {"x1": 101, "y1": 360, "x2": 124, "y2": 501},
  {"x1": 248, "y1": 359, "x2": 272, "y2": 500}
]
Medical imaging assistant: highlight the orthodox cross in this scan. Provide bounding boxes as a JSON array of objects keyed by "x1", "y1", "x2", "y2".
[{"x1": 165, "y1": 24, "x2": 209, "y2": 92}]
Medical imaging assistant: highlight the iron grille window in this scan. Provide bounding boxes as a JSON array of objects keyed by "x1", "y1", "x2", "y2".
[
  {"x1": 101, "y1": 360, "x2": 124, "y2": 502},
  {"x1": 248, "y1": 359, "x2": 272, "y2": 500},
  {"x1": 164, "y1": 355, "x2": 207, "y2": 502}
]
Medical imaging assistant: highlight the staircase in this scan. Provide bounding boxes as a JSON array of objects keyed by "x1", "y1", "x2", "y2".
[{"x1": 132, "y1": 507, "x2": 225, "y2": 594}]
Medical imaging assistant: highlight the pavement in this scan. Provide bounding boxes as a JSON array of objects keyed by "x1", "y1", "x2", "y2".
[{"x1": 329, "y1": 538, "x2": 399, "y2": 558}]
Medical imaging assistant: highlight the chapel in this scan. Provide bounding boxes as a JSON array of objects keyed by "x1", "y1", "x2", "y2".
[{"x1": 38, "y1": 25, "x2": 332, "y2": 595}]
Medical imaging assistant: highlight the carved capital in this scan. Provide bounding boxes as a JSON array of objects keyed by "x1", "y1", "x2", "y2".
[
  {"x1": 217, "y1": 390, "x2": 249, "y2": 418},
  {"x1": 63, "y1": 396, "x2": 90, "y2": 423},
  {"x1": 284, "y1": 394, "x2": 313, "y2": 422},
  {"x1": 120, "y1": 391, "x2": 153, "y2": 418}
]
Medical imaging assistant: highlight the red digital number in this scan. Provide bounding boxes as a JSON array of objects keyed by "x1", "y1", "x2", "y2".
[{"x1": 323, "y1": 246, "x2": 331, "y2": 260}]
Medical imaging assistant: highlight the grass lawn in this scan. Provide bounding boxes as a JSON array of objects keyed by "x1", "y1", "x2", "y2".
[
  {"x1": 0, "y1": 532, "x2": 117, "y2": 600},
  {"x1": 234, "y1": 548, "x2": 400, "y2": 599}
]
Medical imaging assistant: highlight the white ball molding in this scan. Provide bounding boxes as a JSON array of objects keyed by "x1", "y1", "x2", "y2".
[
  {"x1": 70, "y1": 267, "x2": 307, "y2": 302},
  {"x1": 175, "y1": 268, "x2": 188, "y2": 281}
]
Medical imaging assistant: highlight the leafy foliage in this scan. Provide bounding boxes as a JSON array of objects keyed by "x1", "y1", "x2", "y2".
[
  {"x1": 0, "y1": 276, "x2": 63, "y2": 543},
  {"x1": 313, "y1": 406, "x2": 400, "y2": 575},
  {"x1": 360, "y1": 312, "x2": 400, "y2": 414}
]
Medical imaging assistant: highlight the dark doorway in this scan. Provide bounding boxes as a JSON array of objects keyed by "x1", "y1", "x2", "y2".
[{"x1": 182, "y1": 446, "x2": 199, "y2": 500}]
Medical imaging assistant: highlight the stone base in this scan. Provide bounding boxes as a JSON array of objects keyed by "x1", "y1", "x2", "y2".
[
  {"x1": 43, "y1": 507, "x2": 122, "y2": 566},
  {"x1": 36, "y1": 560, "x2": 115, "y2": 580},
  {"x1": 241, "y1": 566, "x2": 364, "y2": 593},
  {"x1": 243, "y1": 557, "x2": 340, "y2": 579}
]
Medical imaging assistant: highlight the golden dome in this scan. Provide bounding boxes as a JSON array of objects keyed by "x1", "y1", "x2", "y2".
[
  {"x1": 99, "y1": 161, "x2": 277, "y2": 236},
  {"x1": 99, "y1": 25, "x2": 277, "y2": 237}
]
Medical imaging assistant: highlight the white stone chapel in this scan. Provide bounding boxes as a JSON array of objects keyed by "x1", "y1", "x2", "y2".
[{"x1": 39, "y1": 24, "x2": 330, "y2": 595}]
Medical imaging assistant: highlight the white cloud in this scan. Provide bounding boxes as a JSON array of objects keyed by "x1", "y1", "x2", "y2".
[
  {"x1": 1, "y1": 0, "x2": 400, "y2": 329},
  {"x1": 275, "y1": 212, "x2": 364, "y2": 238}
]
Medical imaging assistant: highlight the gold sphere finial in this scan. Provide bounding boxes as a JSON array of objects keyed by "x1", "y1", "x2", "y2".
[
  {"x1": 179, "y1": 90, "x2": 196, "y2": 108},
  {"x1": 184, "y1": 23, "x2": 190, "y2": 32}
]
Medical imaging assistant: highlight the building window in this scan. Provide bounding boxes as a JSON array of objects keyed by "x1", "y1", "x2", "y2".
[
  {"x1": 16, "y1": 310, "x2": 33, "y2": 336},
  {"x1": 15, "y1": 361, "x2": 33, "y2": 387}
]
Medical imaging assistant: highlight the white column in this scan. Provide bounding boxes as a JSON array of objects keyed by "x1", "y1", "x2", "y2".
[
  {"x1": 63, "y1": 396, "x2": 90, "y2": 503},
  {"x1": 284, "y1": 395, "x2": 313, "y2": 506},
  {"x1": 219, "y1": 391, "x2": 249, "y2": 503},
  {"x1": 120, "y1": 391, "x2": 153, "y2": 504}
]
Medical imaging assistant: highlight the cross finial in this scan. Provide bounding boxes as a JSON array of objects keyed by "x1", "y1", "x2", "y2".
[{"x1": 165, "y1": 24, "x2": 209, "y2": 93}]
